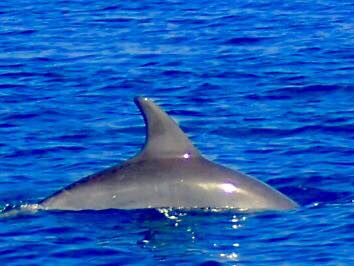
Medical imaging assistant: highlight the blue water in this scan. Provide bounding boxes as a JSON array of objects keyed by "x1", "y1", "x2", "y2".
[{"x1": 0, "y1": 0, "x2": 353, "y2": 265}]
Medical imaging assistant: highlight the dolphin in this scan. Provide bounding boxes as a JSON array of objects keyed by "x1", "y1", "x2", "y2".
[{"x1": 39, "y1": 97, "x2": 298, "y2": 211}]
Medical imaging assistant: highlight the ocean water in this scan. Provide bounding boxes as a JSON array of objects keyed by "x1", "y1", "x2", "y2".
[{"x1": 0, "y1": 0, "x2": 353, "y2": 265}]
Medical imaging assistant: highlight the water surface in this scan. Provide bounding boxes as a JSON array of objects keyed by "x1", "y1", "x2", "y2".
[{"x1": 0, "y1": 0, "x2": 353, "y2": 265}]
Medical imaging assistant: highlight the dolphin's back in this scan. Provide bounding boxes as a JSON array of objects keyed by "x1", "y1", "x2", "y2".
[
  {"x1": 40, "y1": 97, "x2": 298, "y2": 211},
  {"x1": 41, "y1": 157, "x2": 297, "y2": 211}
]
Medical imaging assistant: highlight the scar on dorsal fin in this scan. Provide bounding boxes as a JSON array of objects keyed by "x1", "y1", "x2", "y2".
[{"x1": 134, "y1": 97, "x2": 200, "y2": 159}]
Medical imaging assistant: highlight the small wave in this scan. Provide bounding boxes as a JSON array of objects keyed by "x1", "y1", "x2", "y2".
[
  {"x1": 267, "y1": 84, "x2": 351, "y2": 96},
  {"x1": 4, "y1": 146, "x2": 86, "y2": 159},
  {"x1": 0, "y1": 203, "x2": 41, "y2": 218},
  {"x1": 245, "y1": 84, "x2": 352, "y2": 100},
  {"x1": 2, "y1": 113, "x2": 39, "y2": 120},
  {"x1": 223, "y1": 37, "x2": 270, "y2": 45},
  {"x1": 96, "y1": 5, "x2": 121, "y2": 11},
  {"x1": 93, "y1": 18, "x2": 133, "y2": 23},
  {"x1": 211, "y1": 124, "x2": 354, "y2": 139},
  {"x1": 0, "y1": 29, "x2": 37, "y2": 36},
  {"x1": 162, "y1": 70, "x2": 193, "y2": 77}
]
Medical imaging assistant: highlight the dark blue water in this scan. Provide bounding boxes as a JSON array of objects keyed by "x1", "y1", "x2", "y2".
[{"x1": 0, "y1": 0, "x2": 353, "y2": 265}]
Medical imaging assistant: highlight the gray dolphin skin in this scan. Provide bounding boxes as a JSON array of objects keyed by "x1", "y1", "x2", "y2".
[{"x1": 40, "y1": 97, "x2": 298, "y2": 211}]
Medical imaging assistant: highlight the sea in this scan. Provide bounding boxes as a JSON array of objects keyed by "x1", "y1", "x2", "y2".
[{"x1": 0, "y1": 0, "x2": 353, "y2": 265}]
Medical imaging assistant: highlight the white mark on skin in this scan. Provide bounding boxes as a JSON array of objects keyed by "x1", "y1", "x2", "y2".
[
  {"x1": 218, "y1": 183, "x2": 238, "y2": 193},
  {"x1": 183, "y1": 153, "x2": 190, "y2": 159}
]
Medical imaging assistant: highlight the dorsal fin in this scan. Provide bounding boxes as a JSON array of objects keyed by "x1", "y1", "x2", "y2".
[{"x1": 134, "y1": 97, "x2": 200, "y2": 159}]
